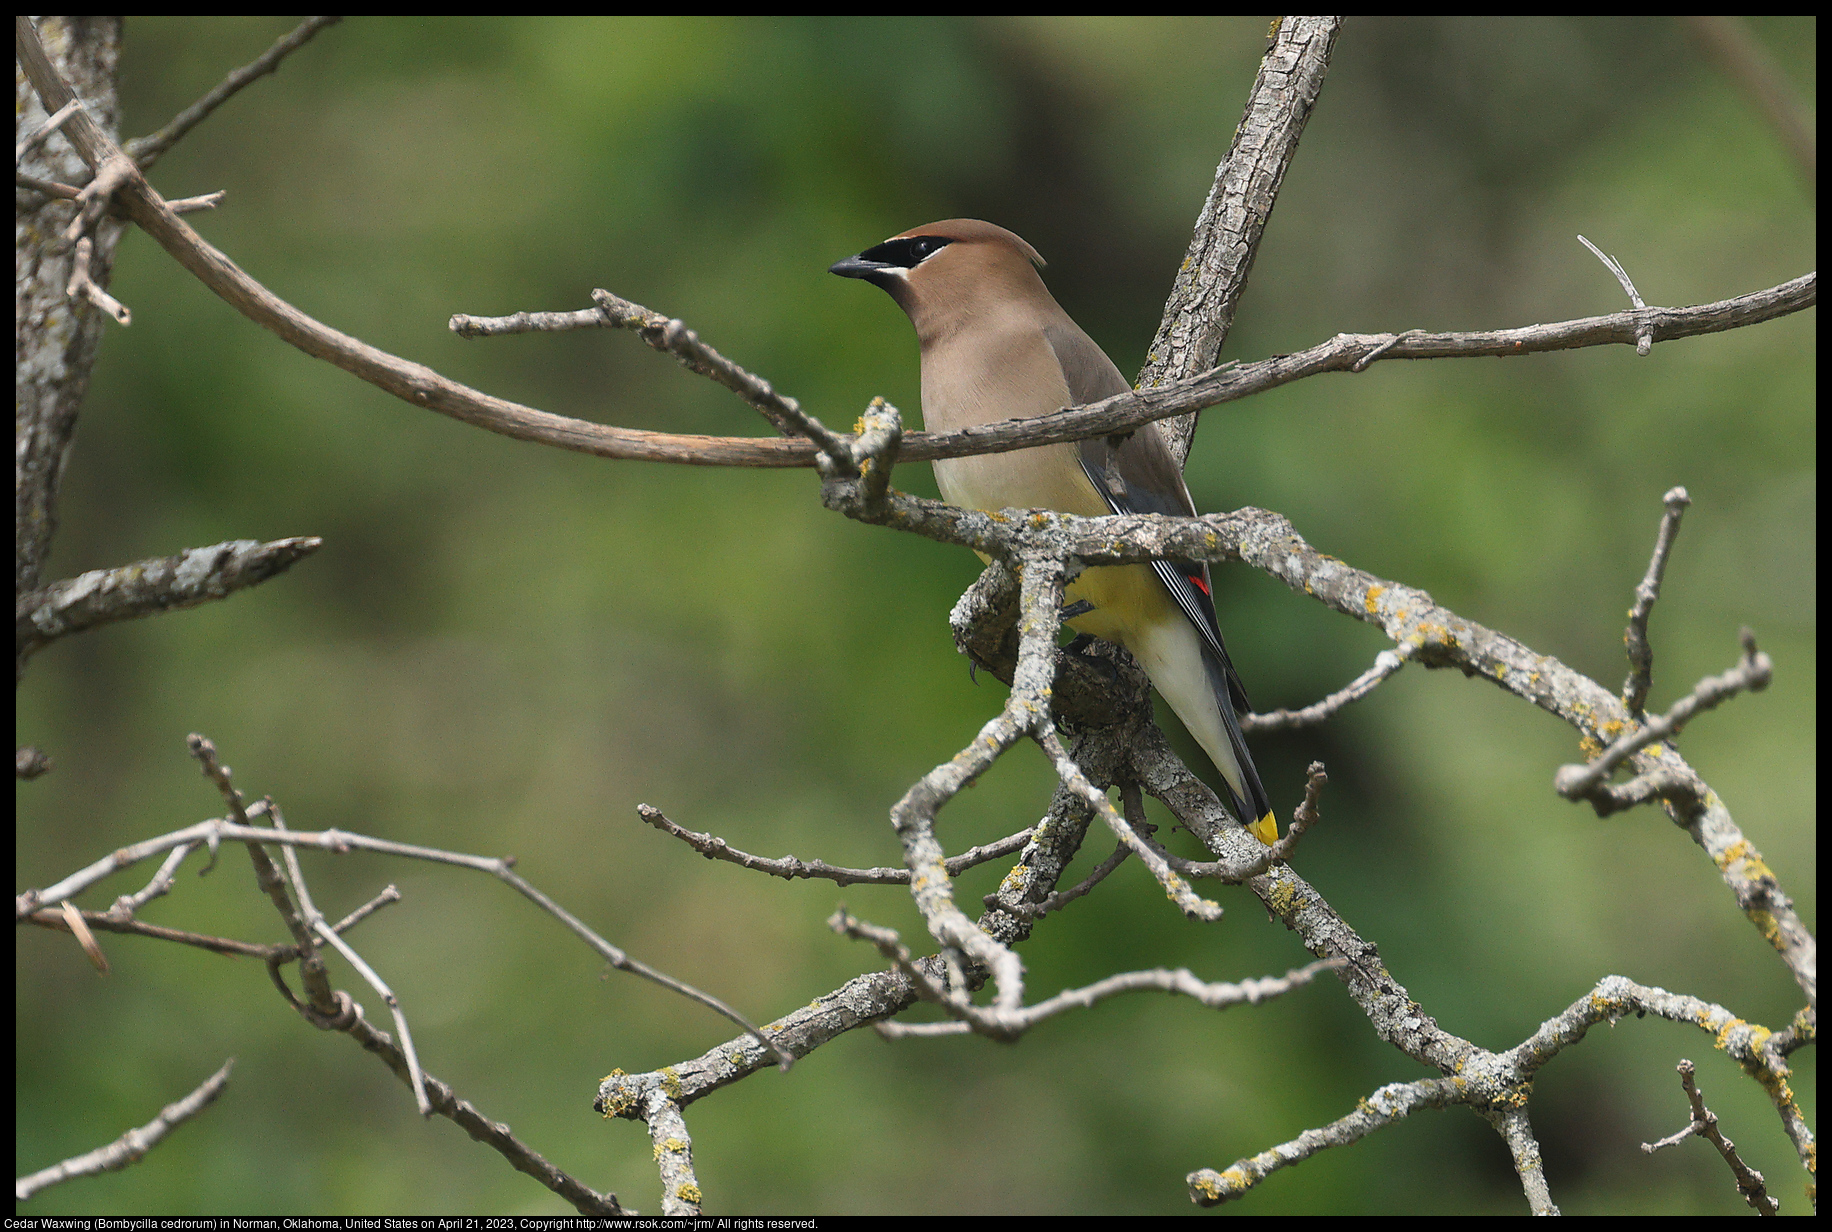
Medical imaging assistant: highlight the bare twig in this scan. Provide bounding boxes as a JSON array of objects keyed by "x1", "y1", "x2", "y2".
[
  {"x1": 449, "y1": 306, "x2": 603, "y2": 336},
  {"x1": 847, "y1": 396, "x2": 903, "y2": 510},
  {"x1": 1578, "y1": 234, "x2": 1653, "y2": 354},
  {"x1": 20, "y1": 739, "x2": 793, "y2": 1072},
  {"x1": 24, "y1": 886, "x2": 408, "y2": 1011},
  {"x1": 15, "y1": 1059, "x2": 235, "y2": 1202},
  {"x1": 187, "y1": 732, "x2": 250, "y2": 828},
  {"x1": 1158, "y1": 761, "x2": 1327, "y2": 879},
  {"x1": 992, "y1": 840, "x2": 1130, "y2": 920},
  {"x1": 26, "y1": 904, "x2": 289, "y2": 959},
  {"x1": 334, "y1": 1000, "x2": 627, "y2": 1215},
  {"x1": 328, "y1": 884, "x2": 403, "y2": 935},
  {"x1": 639, "y1": 803, "x2": 1034, "y2": 886},
  {"x1": 59, "y1": 150, "x2": 134, "y2": 249},
  {"x1": 1555, "y1": 628, "x2": 1772, "y2": 805},
  {"x1": 125, "y1": 16, "x2": 343, "y2": 171},
  {"x1": 1039, "y1": 727, "x2": 1226, "y2": 917},
  {"x1": 829, "y1": 910, "x2": 967, "y2": 1023},
  {"x1": 1623, "y1": 487, "x2": 1691, "y2": 713},
  {"x1": 269, "y1": 803, "x2": 430, "y2": 1116},
  {"x1": 26, "y1": 885, "x2": 398, "y2": 964},
  {"x1": 833, "y1": 908, "x2": 1342, "y2": 1041},
  {"x1": 1642, "y1": 1059, "x2": 1779, "y2": 1215},
  {"x1": 17, "y1": 537, "x2": 323, "y2": 677},
  {"x1": 1487, "y1": 1107, "x2": 1560, "y2": 1217},
  {"x1": 587, "y1": 288, "x2": 853, "y2": 460},
  {"x1": 15, "y1": 168, "x2": 81, "y2": 198},
  {"x1": 164, "y1": 190, "x2": 225, "y2": 214},
  {"x1": 987, "y1": 954, "x2": 1349, "y2": 1035},
  {"x1": 1244, "y1": 649, "x2": 1407, "y2": 731},
  {"x1": 1349, "y1": 328, "x2": 1424, "y2": 372},
  {"x1": 491, "y1": 854, "x2": 794, "y2": 1071},
  {"x1": 1195, "y1": 974, "x2": 1806, "y2": 1211},
  {"x1": 62, "y1": 234, "x2": 128, "y2": 323},
  {"x1": 15, "y1": 96, "x2": 81, "y2": 162},
  {"x1": 1190, "y1": 1076, "x2": 1466, "y2": 1207},
  {"x1": 1763, "y1": 1005, "x2": 1816, "y2": 1062},
  {"x1": 15, "y1": 170, "x2": 222, "y2": 214}
]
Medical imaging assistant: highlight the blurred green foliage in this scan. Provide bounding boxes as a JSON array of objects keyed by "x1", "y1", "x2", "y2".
[{"x1": 17, "y1": 15, "x2": 1814, "y2": 1216}]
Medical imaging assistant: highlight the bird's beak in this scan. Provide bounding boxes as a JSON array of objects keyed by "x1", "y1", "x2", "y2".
[{"x1": 828, "y1": 253, "x2": 900, "y2": 280}]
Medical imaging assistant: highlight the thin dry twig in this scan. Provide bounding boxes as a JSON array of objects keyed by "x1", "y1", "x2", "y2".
[
  {"x1": 1641, "y1": 1059, "x2": 1779, "y2": 1215},
  {"x1": 19, "y1": 737, "x2": 793, "y2": 1072},
  {"x1": 1555, "y1": 629, "x2": 1773, "y2": 806},
  {"x1": 268, "y1": 803, "x2": 431, "y2": 1116},
  {"x1": 1244, "y1": 649, "x2": 1407, "y2": 731},
  {"x1": 58, "y1": 150, "x2": 134, "y2": 249},
  {"x1": 125, "y1": 16, "x2": 342, "y2": 171},
  {"x1": 1191, "y1": 1075, "x2": 1468, "y2": 1205},
  {"x1": 27, "y1": 903, "x2": 279, "y2": 958},
  {"x1": 1579, "y1": 233, "x2": 1654, "y2": 354},
  {"x1": 16, "y1": 96, "x2": 82, "y2": 162},
  {"x1": 992, "y1": 840, "x2": 1131, "y2": 921},
  {"x1": 834, "y1": 906, "x2": 1343, "y2": 1041},
  {"x1": 62, "y1": 233, "x2": 128, "y2": 324},
  {"x1": 16, "y1": 169, "x2": 223, "y2": 215},
  {"x1": 15, "y1": 1059, "x2": 235, "y2": 1201},
  {"x1": 1623, "y1": 487, "x2": 1691, "y2": 714},
  {"x1": 639, "y1": 803, "x2": 1035, "y2": 885},
  {"x1": 333, "y1": 997, "x2": 628, "y2": 1215},
  {"x1": 24, "y1": 887, "x2": 400, "y2": 963},
  {"x1": 586, "y1": 289, "x2": 853, "y2": 460},
  {"x1": 1158, "y1": 762, "x2": 1328, "y2": 879},
  {"x1": 1193, "y1": 975, "x2": 1805, "y2": 1212}
]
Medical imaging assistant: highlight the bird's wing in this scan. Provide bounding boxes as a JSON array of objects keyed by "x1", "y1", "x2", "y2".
[{"x1": 1044, "y1": 323, "x2": 1254, "y2": 716}]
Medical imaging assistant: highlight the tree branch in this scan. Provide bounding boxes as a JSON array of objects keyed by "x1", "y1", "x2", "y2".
[
  {"x1": 1139, "y1": 15, "x2": 1342, "y2": 466},
  {"x1": 18, "y1": 18, "x2": 1813, "y2": 479},
  {"x1": 15, "y1": 1059, "x2": 235, "y2": 1202},
  {"x1": 125, "y1": 16, "x2": 342, "y2": 172},
  {"x1": 16, "y1": 537, "x2": 322, "y2": 678}
]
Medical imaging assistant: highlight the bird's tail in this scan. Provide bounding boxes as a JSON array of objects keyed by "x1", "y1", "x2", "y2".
[{"x1": 1197, "y1": 643, "x2": 1278, "y2": 845}]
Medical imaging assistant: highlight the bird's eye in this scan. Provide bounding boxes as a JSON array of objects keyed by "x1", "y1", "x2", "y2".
[{"x1": 851, "y1": 234, "x2": 953, "y2": 271}]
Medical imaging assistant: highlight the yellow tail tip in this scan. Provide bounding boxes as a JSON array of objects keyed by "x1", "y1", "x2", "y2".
[{"x1": 1249, "y1": 812, "x2": 1279, "y2": 845}]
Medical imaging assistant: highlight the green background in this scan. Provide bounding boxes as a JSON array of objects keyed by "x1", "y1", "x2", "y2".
[{"x1": 17, "y1": 15, "x2": 1815, "y2": 1215}]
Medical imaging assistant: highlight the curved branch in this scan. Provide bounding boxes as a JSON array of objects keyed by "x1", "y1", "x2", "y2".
[
  {"x1": 17, "y1": 21, "x2": 1815, "y2": 479},
  {"x1": 15, "y1": 1059, "x2": 236, "y2": 1202}
]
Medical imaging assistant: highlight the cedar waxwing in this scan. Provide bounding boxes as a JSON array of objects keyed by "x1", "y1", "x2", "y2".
[{"x1": 831, "y1": 219, "x2": 1278, "y2": 844}]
